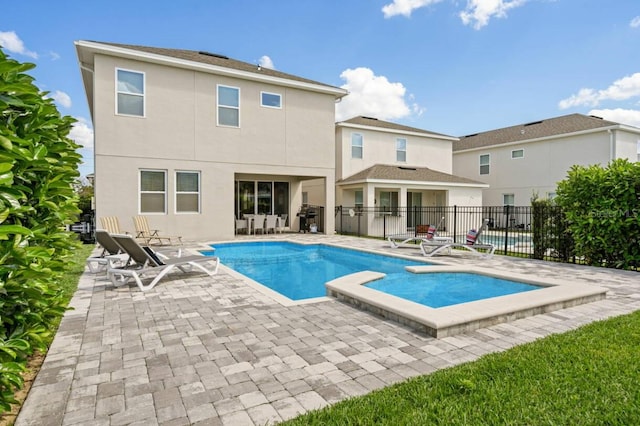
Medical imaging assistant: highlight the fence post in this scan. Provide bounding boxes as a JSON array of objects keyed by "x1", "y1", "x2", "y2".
[
  {"x1": 504, "y1": 204, "x2": 510, "y2": 254},
  {"x1": 453, "y1": 205, "x2": 457, "y2": 243}
]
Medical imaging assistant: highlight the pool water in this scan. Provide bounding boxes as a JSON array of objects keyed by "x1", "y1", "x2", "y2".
[
  {"x1": 207, "y1": 241, "x2": 425, "y2": 300},
  {"x1": 365, "y1": 272, "x2": 541, "y2": 308}
]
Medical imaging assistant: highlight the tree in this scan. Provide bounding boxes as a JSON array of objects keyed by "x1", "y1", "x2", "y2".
[{"x1": 0, "y1": 47, "x2": 82, "y2": 411}]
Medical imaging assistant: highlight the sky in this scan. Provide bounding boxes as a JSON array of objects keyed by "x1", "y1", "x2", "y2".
[{"x1": 2, "y1": 0, "x2": 640, "y2": 178}]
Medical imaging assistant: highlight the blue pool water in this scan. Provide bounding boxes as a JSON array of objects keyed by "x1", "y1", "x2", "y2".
[
  {"x1": 205, "y1": 241, "x2": 425, "y2": 300},
  {"x1": 204, "y1": 242, "x2": 540, "y2": 306},
  {"x1": 365, "y1": 272, "x2": 541, "y2": 308}
]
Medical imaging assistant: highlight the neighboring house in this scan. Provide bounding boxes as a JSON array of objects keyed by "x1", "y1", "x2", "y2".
[
  {"x1": 75, "y1": 41, "x2": 347, "y2": 240},
  {"x1": 452, "y1": 114, "x2": 640, "y2": 207},
  {"x1": 333, "y1": 116, "x2": 487, "y2": 236}
]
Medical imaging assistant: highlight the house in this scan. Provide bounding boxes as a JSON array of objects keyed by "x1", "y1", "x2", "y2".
[
  {"x1": 452, "y1": 113, "x2": 640, "y2": 207},
  {"x1": 332, "y1": 116, "x2": 487, "y2": 236},
  {"x1": 75, "y1": 41, "x2": 347, "y2": 240}
]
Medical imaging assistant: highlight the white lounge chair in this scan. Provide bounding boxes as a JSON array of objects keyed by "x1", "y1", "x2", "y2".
[
  {"x1": 86, "y1": 229, "x2": 129, "y2": 273},
  {"x1": 420, "y1": 218, "x2": 495, "y2": 258},
  {"x1": 108, "y1": 234, "x2": 218, "y2": 291},
  {"x1": 388, "y1": 216, "x2": 448, "y2": 248}
]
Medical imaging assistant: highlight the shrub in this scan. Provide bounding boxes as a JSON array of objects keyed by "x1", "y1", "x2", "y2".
[
  {"x1": 555, "y1": 159, "x2": 640, "y2": 270},
  {"x1": 0, "y1": 48, "x2": 82, "y2": 411},
  {"x1": 531, "y1": 196, "x2": 573, "y2": 261}
]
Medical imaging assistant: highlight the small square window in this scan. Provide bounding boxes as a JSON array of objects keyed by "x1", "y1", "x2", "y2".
[
  {"x1": 511, "y1": 149, "x2": 524, "y2": 159},
  {"x1": 503, "y1": 193, "x2": 515, "y2": 206},
  {"x1": 261, "y1": 92, "x2": 281, "y2": 108}
]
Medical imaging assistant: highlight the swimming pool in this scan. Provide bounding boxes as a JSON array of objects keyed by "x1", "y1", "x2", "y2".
[
  {"x1": 206, "y1": 241, "x2": 426, "y2": 300},
  {"x1": 365, "y1": 272, "x2": 541, "y2": 308}
]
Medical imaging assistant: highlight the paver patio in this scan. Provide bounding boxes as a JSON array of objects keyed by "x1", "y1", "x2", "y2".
[{"x1": 15, "y1": 234, "x2": 640, "y2": 426}]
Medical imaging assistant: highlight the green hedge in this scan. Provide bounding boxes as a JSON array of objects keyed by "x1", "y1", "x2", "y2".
[
  {"x1": 0, "y1": 48, "x2": 83, "y2": 412},
  {"x1": 556, "y1": 159, "x2": 640, "y2": 270}
]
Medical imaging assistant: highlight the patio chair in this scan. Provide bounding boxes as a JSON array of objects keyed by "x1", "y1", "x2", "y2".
[
  {"x1": 419, "y1": 218, "x2": 495, "y2": 258},
  {"x1": 100, "y1": 216, "x2": 124, "y2": 234},
  {"x1": 235, "y1": 218, "x2": 248, "y2": 234},
  {"x1": 108, "y1": 234, "x2": 219, "y2": 291},
  {"x1": 265, "y1": 214, "x2": 279, "y2": 234},
  {"x1": 252, "y1": 214, "x2": 266, "y2": 234},
  {"x1": 86, "y1": 229, "x2": 129, "y2": 273},
  {"x1": 388, "y1": 216, "x2": 447, "y2": 248},
  {"x1": 132, "y1": 215, "x2": 182, "y2": 245}
]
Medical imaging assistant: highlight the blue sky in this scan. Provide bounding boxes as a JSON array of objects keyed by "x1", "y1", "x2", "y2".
[{"x1": 2, "y1": 0, "x2": 640, "y2": 178}]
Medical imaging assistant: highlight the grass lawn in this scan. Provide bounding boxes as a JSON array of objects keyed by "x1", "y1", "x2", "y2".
[{"x1": 283, "y1": 310, "x2": 640, "y2": 425}]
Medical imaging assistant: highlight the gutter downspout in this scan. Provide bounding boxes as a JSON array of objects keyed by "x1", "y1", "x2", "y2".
[{"x1": 608, "y1": 129, "x2": 616, "y2": 161}]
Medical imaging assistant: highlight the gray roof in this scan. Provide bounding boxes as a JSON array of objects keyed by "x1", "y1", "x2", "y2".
[
  {"x1": 94, "y1": 42, "x2": 344, "y2": 91},
  {"x1": 338, "y1": 164, "x2": 485, "y2": 186},
  {"x1": 338, "y1": 116, "x2": 455, "y2": 139},
  {"x1": 453, "y1": 113, "x2": 621, "y2": 151}
]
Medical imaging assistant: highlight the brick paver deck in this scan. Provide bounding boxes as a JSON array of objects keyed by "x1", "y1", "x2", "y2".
[{"x1": 15, "y1": 234, "x2": 640, "y2": 425}]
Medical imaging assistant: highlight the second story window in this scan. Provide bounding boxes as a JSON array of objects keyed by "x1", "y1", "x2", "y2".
[
  {"x1": 511, "y1": 149, "x2": 524, "y2": 159},
  {"x1": 396, "y1": 138, "x2": 407, "y2": 162},
  {"x1": 217, "y1": 85, "x2": 240, "y2": 127},
  {"x1": 261, "y1": 92, "x2": 281, "y2": 108},
  {"x1": 116, "y1": 69, "x2": 144, "y2": 116},
  {"x1": 351, "y1": 133, "x2": 363, "y2": 159},
  {"x1": 479, "y1": 154, "x2": 490, "y2": 175}
]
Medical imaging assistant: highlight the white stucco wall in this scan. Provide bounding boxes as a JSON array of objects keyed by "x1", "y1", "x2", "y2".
[
  {"x1": 452, "y1": 130, "x2": 640, "y2": 206},
  {"x1": 91, "y1": 52, "x2": 338, "y2": 240}
]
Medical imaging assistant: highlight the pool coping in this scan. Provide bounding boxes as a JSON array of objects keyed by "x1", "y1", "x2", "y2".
[{"x1": 325, "y1": 265, "x2": 608, "y2": 338}]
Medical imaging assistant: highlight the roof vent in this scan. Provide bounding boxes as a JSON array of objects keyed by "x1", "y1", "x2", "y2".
[
  {"x1": 523, "y1": 120, "x2": 543, "y2": 127},
  {"x1": 589, "y1": 115, "x2": 603, "y2": 120},
  {"x1": 464, "y1": 133, "x2": 478, "y2": 138},
  {"x1": 361, "y1": 116, "x2": 378, "y2": 120},
  {"x1": 198, "y1": 51, "x2": 229, "y2": 60},
  {"x1": 398, "y1": 166, "x2": 417, "y2": 171}
]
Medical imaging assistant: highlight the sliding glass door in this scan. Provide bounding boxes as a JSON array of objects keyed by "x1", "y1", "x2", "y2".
[{"x1": 235, "y1": 180, "x2": 289, "y2": 218}]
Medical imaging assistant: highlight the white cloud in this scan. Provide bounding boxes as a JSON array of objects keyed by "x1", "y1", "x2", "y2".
[
  {"x1": 589, "y1": 108, "x2": 640, "y2": 129},
  {"x1": 335, "y1": 67, "x2": 419, "y2": 122},
  {"x1": 459, "y1": 0, "x2": 527, "y2": 30},
  {"x1": 382, "y1": 0, "x2": 443, "y2": 18},
  {"x1": 258, "y1": 55, "x2": 275, "y2": 70},
  {"x1": 69, "y1": 117, "x2": 94, "y2": 149},
  {"x1": 48, "y1": 51, "x2": 60, "y2": 61},
  {"x1": 51, "y1": 90, "x2": 72, "y2": 108},
  {"x1": 0, "y1": 30, "x2": 38, "y2": 59},
  {"x1": 559, "y1": 73, "x2": 640, "y2": 109},
  {"x1": 630, "y1": 16, "x2": 640, "y2": 28}
]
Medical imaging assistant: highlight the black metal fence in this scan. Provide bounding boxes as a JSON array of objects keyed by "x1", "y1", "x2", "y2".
[{"x1": 335, "y1": 205, "x2": 577, "y2": 263}]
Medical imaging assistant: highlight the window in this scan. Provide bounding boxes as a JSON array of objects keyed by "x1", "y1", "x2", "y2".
[
  {"x1": 479, "y1": 154, "x2": 490, "y2": 175},
  {"x1": 261, "y1": 91, "x2": 281, "y2": 108},
  {"x1": 354, "y1": 190, "x2": 363, "y2": 208},
  {"x1": 351, "y1": 133, "x2": 363, "y2": 159},
  {"x1": 217, "y1": 85, "x2": 240, "y2": 127},
  {"x1": 116, "y1": 69, "x2": 144, "y2": 116},
  {"x1": 302, "y1": 191, "x2": 308, "y2": 205},
  {"x1": 140, "y1": 170, "x2": 166, "y2": 213},
  {"x1": 503, "y1": 193, "x2": 515, "y2": 206},
  {"x1": 379, "y1": 191, "x2": 399, "y2": 215},
  {"x1": 396, "y1": 138, "x2": 407, "y2": 162},
  {"x1": 511, "y1": 149, "x2": 524, "y2": 159},
  {"x1": 176, "y1": 171, "x2": 200, "y2": 213}
]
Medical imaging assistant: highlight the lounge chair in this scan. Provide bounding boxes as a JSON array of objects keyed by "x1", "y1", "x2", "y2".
[
  {"x1": 132, "y1": 215, "x2": 182, "y2": 246},
  {"x1": 85, "y1": 229, "x2": 129, "y2": 273},
  {"x1": 100, "y1": 216, "x2": 124, "y2": 234},
  {"x1": 108, "y1": 234, "x2": 218, "y2": 291},
  {"x1": 388, "y1": 216, "x2": 448, "y2": 248},
  {"x1": 419, "y1": 218, "x2": 495, "y2": 258}
]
